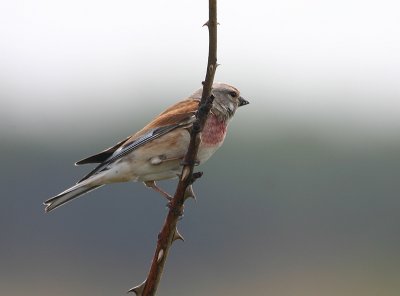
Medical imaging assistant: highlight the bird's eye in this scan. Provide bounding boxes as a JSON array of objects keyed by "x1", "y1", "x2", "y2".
[{"x1": 230, "y1": 91, "x2": 238, "y2": 97}]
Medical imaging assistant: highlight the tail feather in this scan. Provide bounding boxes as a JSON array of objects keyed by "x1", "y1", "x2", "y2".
[{"x1": 44, "y1": 183, "x2": 103, "y2": 212}]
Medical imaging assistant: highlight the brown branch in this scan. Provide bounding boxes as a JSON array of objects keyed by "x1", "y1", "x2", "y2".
[{"x1": 128, "y1": 1, "x2": 218, "y2": 295}]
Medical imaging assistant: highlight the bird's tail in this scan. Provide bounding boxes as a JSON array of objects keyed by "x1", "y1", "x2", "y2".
[{"x1": 44, "y1": 182, "x2": 103, "y2": 212}]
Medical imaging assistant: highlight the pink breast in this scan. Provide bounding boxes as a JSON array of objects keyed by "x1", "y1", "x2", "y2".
[{"x1": 201, "y1": 115, "x2": 227, "y2": 146}]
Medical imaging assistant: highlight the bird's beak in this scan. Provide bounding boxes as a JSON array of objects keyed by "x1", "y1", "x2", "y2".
[{"x1": 238, "y1": 96, "x2": 250, "y2": 107}]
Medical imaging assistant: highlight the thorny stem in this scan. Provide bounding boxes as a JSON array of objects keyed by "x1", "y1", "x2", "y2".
[{"x1": 129, "y1": 1, "x2": 218, "y2": 295}]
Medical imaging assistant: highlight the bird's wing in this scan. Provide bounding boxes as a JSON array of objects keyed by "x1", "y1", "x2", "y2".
[
  {"x1": 76, "y1": 99, "x2": 199, "y2": 165},
  {"x1": 76, "y1": 99, "x2": 199, "y2": 183},
  {"x1": 75, "y1": 136, "x2": 131, "y2": 165}
]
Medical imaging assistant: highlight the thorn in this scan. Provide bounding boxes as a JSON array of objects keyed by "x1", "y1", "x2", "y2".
[
  {"x1": 191, "y1": 171, "x2": 203, "y2": 183},
  {"x1": 205, "y1": 94, "x2": 215, "y2": 106},
  {"x1": 167, "y1": 200, "x2": 184, "y2": 218},
  {"x1": 181, "y1": 166, "x2": 190, "y2": 181},
  {"x1": 202, "y1": 21, "x2": 219, "y2": 26},
  {"x1": 184, "y1": 184, "x2": 197, "y2": 201},
  {"x1": 201, "y1": 81, "x2": 205, "y2": 85},
  {"x1": 173, "y1": 227, "x2": 185, "y2": 242},
  {"x1": 157, "y1": 249, "x2": 164, "y2": 263},
  {"x1": 216, "y1": 63, "x2": 221, "y2": 68},
  {"x1": 127, "y1": 280, "x2": 146, "y2": 295}
]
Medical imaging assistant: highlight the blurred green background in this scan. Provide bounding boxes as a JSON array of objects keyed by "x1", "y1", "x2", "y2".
[{"x1": 1, "y1": 0, "x2": 400, "y2": 295}]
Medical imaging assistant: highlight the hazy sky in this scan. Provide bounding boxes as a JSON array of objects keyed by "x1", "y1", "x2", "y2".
[{"x1": 1, "y1": 0, "x2": 400, "y2": 138}]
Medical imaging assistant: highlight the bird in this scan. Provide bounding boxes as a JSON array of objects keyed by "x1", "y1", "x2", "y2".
[{"x1": 44, "y1": 82, "x2": 249, "y2": 212}]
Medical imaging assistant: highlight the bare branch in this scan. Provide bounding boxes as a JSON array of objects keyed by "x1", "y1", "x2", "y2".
[{"x1": 129, "y1": 1, "x2": 218, "y2": 295}]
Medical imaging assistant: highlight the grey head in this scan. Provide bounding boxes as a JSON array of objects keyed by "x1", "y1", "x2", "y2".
[{"x1": 190, "y1": 82, "x2": 249, "y2": 121}]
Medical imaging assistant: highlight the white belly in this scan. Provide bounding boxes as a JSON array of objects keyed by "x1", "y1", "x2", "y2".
[{"x1": 197, "y1": 142, "x2": 223, "y2": 164}]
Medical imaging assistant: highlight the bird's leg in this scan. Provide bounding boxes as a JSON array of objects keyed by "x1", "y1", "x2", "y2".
[
  {"x1": 144, "y1": 181, "x2": 184, "y2": 216},
  {"x1": 144, "y1": 181, "x2": 173, "y2": 201}
]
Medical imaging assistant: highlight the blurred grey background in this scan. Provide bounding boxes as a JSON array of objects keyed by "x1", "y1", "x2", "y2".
[{"x1": 1, "y1": 0, "x2": 400, "y2": 295}]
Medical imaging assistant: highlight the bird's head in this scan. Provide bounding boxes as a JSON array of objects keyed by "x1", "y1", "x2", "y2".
[{"x1": 191, "y1": 82, "x2": 249, "y2": 121}]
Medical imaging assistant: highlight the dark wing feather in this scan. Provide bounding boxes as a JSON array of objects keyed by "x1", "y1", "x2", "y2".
[{"x1": 75, "y1": 137, "x2": 131, "y2": 165}]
